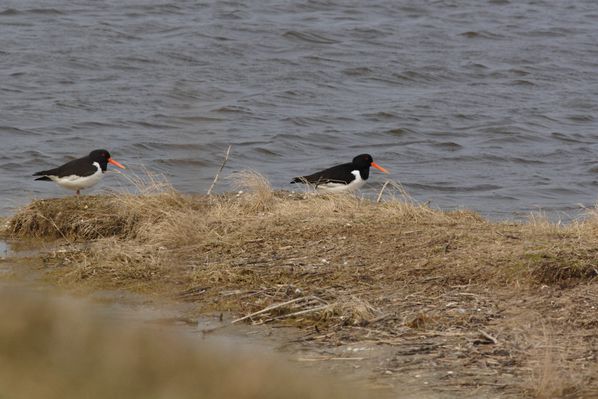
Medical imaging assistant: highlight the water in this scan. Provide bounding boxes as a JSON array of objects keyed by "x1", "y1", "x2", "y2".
[{"x1": 1, "y1": 0, "x2": 597, "y2": 220}]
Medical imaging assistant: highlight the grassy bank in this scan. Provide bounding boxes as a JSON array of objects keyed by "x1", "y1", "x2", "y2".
[{"x1": 3, "y1": 174, "x2": 597, "y2": 398}]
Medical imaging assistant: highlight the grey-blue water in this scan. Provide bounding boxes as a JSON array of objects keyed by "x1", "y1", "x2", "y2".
[{"x1": 2, "y1": 0, "x2": 597, "y2": 219}]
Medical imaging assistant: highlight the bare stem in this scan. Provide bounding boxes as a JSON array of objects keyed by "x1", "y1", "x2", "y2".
[
  {"x1": 376, "y1": 180, "x2": 390, "y2": 203},
  {"x1": 207, "y1": 145, "x2": 232, "y2": 195}
]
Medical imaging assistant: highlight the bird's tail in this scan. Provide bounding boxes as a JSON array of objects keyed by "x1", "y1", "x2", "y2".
[
  {"x1": 290, "y1": 176, "x2": 304, "y2": 184},
  {"x1": 33, "y1": 171, "x2": 51, "y2": 181}
]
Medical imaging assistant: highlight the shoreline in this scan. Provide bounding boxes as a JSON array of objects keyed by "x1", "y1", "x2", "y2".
[{"x1": 2, "y1": 183, "x2": 597, "y2": 398}]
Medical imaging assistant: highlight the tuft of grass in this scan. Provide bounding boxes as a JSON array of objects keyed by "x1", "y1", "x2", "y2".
[
  {"x1": 524, "y1": 325, "x2": 585, "y2": 399},
  {"x1": 322, "y1": 296, "x2": 379, "y2": 326},
  {"x1": 231, "y1": 170, "x2": 276, "y2": 212}
]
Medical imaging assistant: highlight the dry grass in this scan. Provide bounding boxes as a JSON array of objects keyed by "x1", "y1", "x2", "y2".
[
  {"x1": 3, "y1": 172, "x2": 598, "y2": 398},
  {"x1": 0, "y1": 288, "x2": 365, "y2": 399}
]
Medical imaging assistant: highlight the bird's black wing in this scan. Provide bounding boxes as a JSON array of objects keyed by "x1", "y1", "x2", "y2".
[
  {"x1": 33, "y1": 156, "x2": 96, "y2": 178},
  {"x1": 291, "y1": 162, "x2": 355, "y2": 185}
]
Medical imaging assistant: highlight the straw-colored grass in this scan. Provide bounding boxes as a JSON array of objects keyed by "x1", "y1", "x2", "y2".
[{"x1": 3, "y1": 172, "x2": 598, "y2": 398}]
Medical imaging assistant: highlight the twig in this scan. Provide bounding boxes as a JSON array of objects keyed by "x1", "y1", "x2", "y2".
[
  {"x1": 376, "y1": 181, "x2": 390, "y2": 203},
  {"x1": 268, "y1": 304, "x2": 330, "y2": 321},
  {"x1": 478, "y1": 329, "x2": 498, "y2": 345},
  {"x1": 207, "y1": 145, "x2": 232, "y2": 195},
  {"x1": 296, "y1": 357, "x2": 365, "y2": 362},
  {"x1": 231, "y1": 296, "x2": 324, "y2": 324},
  {"x1": 175, "y1": 286, "x2": 208, "y2": 299}
]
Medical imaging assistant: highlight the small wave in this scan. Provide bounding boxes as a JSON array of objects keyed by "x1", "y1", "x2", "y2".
[
  {"x1": 463, "y1": 62, "x2": 488, "y2": 70},
  {"x1": 459, "y1": 31, "x2": 503, "y2": 39},
  {"x1": 154, "y1": 158, "x2": 211, "y2": 167},
  {"x1": 157, "y1": 51, "x2": 199, "y2": 63},
  {"x1": 282, "y1": 31, "x2": 339, "y2": 44},
  {"x1": 430, "y1": 142, "x2": 463, "y2": 151},
  {"x1": 508, "y1": 156, "x2": 547, "y2": 165},
  {"x1": 566, "y1": 114, "x2": 593, "y2": 123},
  {"x1": 0, "y1": 8, "x2": 18, "y2": 16},
  {"x1": 511, "y1": 79, "x2": 536, "y2": 86},
  {"x1": 0, "y1": 8, "x2": 63, "y2": 16},
  {"x1": 254, "y1": 147, "x2": 282, "y2": 157},
  {"x1": 212, "y1": 105, "x2": 253, "y2": 114},
  {"x1": 342, "y1": 67, "x2": 372, "y2": 76},
  {"x1": 407, "y1": 182, "x2": 502, "y2": 193},
  {"x1": 283, "y1": 116, "x2": 323, "y2": 127},
  {"x1": 508, "y1": 68, "x2": 530, "y2": 76},
  {"x1": 173, "y1": 116, "x2": 224, "y2": 123},
  {"x1": 453, "y1": 113, "x2": 483, "y2": 121},
  {"x1": 363, "y1": 111, "x2": 399, "y2": 121},
  {"x1": 391, "y1": 70, "x2": 446, "y2": 83},
  {"x1": 131, "y1": 142, "x2": 205, "y2": 152},
  {"x1": 71, "y1": 121, "x2": 123, "y2": 129},
  {"x1": 527, "y1": 28, "x2": 574, "y2": 38},
  {"x1": 131, "y1": 121, "x2": 180, "y2": 129},
  {"x1": 0, "y1": 162, "x2": 26, "y2": 170},
  {"x1": 550, "y1": 132, "x2": 589, "y2": 144},
  {"x1": 115, "y1": 56, "x2": 155, "y2": 65},
  {"x1": 386, "y1": 127, "x2": 415, "y2": 136},
  {"x1": 0, "y1": 126, "x2": 36, "y2": 136},
  {"x1": 123, "y1": 3, "x2": 184, "y2": 16},
  {"x1": 349, "y1": 27, "x2": 386, "y2": 40}
]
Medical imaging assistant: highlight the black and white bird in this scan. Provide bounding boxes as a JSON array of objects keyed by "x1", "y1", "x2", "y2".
[
  {"x1": 33, "y1": 149, "x2": 126, "y2": 195},
  {"x1": 291, "y1": 154, "x2": 388, "y2": 193}
]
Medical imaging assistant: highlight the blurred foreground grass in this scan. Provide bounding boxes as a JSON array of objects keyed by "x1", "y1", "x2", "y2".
[{"x1": 0, "y1": 287, "x2": 364, "y2": 399}]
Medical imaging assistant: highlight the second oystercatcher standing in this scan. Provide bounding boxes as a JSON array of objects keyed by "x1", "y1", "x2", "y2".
[
  {"x1": 33, "y1": 149, "x2": 126, "y2": 195},
  {"x1": 291, "y1": 154, "x2": 389, "y2": 193}
]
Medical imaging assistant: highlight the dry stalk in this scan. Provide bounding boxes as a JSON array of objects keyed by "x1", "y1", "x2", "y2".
[
  {"x1": 376, "y1": 180, "x2": 390, "y2": 203},
  {"x1": 232, "y1": 296, "x2": 327, "y2": 324},
  {"x1": 207, "y1": 145, "x2": 232, "y2": 196}
]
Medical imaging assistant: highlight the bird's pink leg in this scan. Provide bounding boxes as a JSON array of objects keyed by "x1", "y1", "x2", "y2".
[{"x1": 76, "y1": 189, "x2": 80, "y2": 196}]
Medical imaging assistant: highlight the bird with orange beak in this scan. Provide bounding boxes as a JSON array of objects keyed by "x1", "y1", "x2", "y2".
[
  {"x1": 33, "y1": 149, "x2": 126, "y2": 195},
  {"x1": 291, "y1": 154, "x2": 389, "y2": 193}
]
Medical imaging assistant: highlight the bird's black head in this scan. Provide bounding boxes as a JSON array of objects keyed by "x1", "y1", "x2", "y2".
[
  {"x1": 88, "y1": 149, "x2": 126, "y2": 172},
  {"x1": 351, "y1": 154, "x2": 389, "y2": 179},
  {"x1": 89, "y1": 150, "x2": 111, "y2": 171},
  {"x1": 352, "y1": 154, "x2": 374, "y2": 169}
]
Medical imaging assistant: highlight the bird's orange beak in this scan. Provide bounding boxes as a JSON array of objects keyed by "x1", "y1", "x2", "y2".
[
  {"x1": 371, "y1": 162, "x2": 389, "y2": 174},
  {"x1": 108, "y1": 158, "x2": 126, "y2": 169}
]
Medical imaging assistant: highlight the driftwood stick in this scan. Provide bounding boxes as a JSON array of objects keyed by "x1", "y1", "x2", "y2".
[{"x1": 207, "y1": 145, "x2": 232, "y2": 195}]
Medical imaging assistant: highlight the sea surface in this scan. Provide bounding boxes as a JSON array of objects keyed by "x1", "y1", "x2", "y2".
[{"x1": 1, "y1": 0, "x2": 597, "y2": 220}]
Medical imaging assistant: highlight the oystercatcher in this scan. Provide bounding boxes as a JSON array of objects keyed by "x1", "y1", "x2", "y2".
[
  {"x1": 291, "y1": 154, "x2": 389, "y2": 193},
  {"x1": 33, "y1": 149, "x2": 126, "y2": 195}
]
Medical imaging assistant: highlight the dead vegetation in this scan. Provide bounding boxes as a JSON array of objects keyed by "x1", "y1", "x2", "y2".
[{"x1": 3, "y1": 173, "x2": 598, "y2": 398}]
